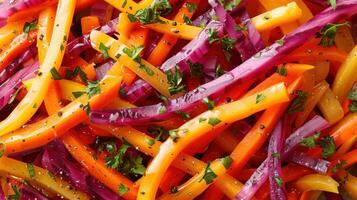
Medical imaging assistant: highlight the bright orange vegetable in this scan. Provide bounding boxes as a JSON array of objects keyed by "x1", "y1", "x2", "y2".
[
  {"x1": 37, "y1": 6, "x2": 56, "y2": 63},
  {"x1": 295, "y1": 174, "x2": 339, "y2": 193},
  {"x1": 331, "y1": 112, "x2": 357, "y2": 147},
  {"x1": 81, "y1": 16, "x2": 100, "y2": 35}
]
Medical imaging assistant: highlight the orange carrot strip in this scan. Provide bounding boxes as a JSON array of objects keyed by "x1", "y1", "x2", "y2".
[{"x1": 81, "y1": 16, "x2": 100, "y2": 35}]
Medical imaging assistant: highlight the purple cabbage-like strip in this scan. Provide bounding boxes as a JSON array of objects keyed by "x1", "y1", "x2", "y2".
[
  {"x1": 192, "y1": 9, "x2": 216, "y2": 27},
  {"x1": 0, "y1": 45, "x2": 37, "y2": 85},
  {"x1": 0, "y1": 62, "x2": 38, "y2": 110},
  {"x1": 20, "y1": 184, "x2": 48, "y2": 200},
  {"x1": 289, "y1": 150, "x2": 330, "y2": 174},
  {"x1": 90, "y1": 1, "x2": 111, "y2": 25},
  {"x1": 96, "y1": 60, "x2": 115, "y2": 80},
  {"x1": 267, "y1": 120, "x2": 287, "y2": 200},
  {"x1": 91, "y1": 0, "x2": 357, "y2": 126},
  {"x1": 202, "y1": 55, "x2": 218, "y2": 82},
  {"x1": 65, "y1": 18, "x2": 118, "y2": 57},
  {"x1": 0, "y1": 185, "x2": 4, "y2": 200},
  {"x1": 42, "y1": 141, "x2": 121, "y2": 200},
  {"x1": 210, "y1": 0, "x2": 264, "y2": 60},
  {"x1": 0, "y1": 0, "x2": 43, "y2": 28},
  {"x1": 235, "y1": 115, "x2": 329, "y2": 200},
  {"x1": 123, "y1": 20, "x2": 224, "y2": 103}
]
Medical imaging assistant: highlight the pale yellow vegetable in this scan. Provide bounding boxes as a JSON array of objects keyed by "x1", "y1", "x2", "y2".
[
  {"x1": 318, "y1": 84, "x2": 344, "y2": 125},
  {"x1": 332, "y1": 45, "x2": 357, "y2": 102},
  {"x1": 252, "y1": 2, "x2": 302, "y2": 32},
  {"x1": 295, "y1": 174, "x2": 339, "y2": 193},
  {"x1": 0, "y1": 156, "x2": 89, "y2": 200},
  {"x1": 335, "y1": 26, "x2": 355, "y2": 53}
]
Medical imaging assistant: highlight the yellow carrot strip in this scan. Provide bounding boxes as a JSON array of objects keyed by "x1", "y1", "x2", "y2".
[
  {"x1": 317, "y1": 85, "x2": 344, "y2": 125},
  {"x1": 138, "y1": 83, "x2": 290, "y2": 200},
  {"x1": 258, "y1": 0, "x2": 299, "y2": 34},
  {"x1": 0, "y1": 75, "x2": 122, "y2": 154},
  {"x1": 295, "y1": 81, "x2": 329, "y2": 127},
  {"x1": 37, "y1": 7, "x2": 56, "y2": 63},
  {"x1": 341, "y1": 173, "x2": 357, "y2": 199},
  {"x1": 0, "y1": 21, "x2": 25, "y2": 49},
  {"x1": 90, "y1": 30, "x2": 171, "y2": 97},
  {"x1": 0, "y1": 156, "x2": 89, "y2": 200},
  {"x1": 93, "y1": 124, "x2": 244, "y2": 199},
  {"x1": 158, "y1": 158, "x2": 230, "y2": 200},
  {"x1": 105, "y1": 0, "x2": 202, "y2": 40},
  {"x1": 0, "y1": 0, "x2": 77, "y2": 136},
  {"x1": 252, "y1": 2, "x2": 302, "y2": 32},
  {"x1": 292, "y1": 0, "x2": 313, "y2": 24},
  {"x1": 335, "y1": 26, "x2": 355, "y2": 53},
  {"x1": 331, "y1": 135, "x2": 357, "y2": 160},
  {"x1": 332, "y1": 45, "x2": 357, "y2": 102},
  {"x1": 295, "y1": 174, "x2": 339, "y2": 193}
]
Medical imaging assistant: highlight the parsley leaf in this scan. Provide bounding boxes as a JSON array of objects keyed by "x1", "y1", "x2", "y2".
[
  {"x1": 123, "y1": 45, "x2": 144, "y2": 63},
  {"x1": 332, "y1": 160, "x2": 347, "y2": 173},
  {"x1": 175, "y1": 111, "x2": 191, "y2": 120},
  {"x1": 8, "y1": 88, "x2": 21, "y2": 105},
  {"x1": 106, "y1": 142, "x2": 131, "y2": 169},
  {"x1": 221, "y1": 37, "x2": 236, "y2": 52},
  {"x1": 316, "y1": 22, "x2": 350, "y2": 48},
  {"x1": 221, "y1": 156, "x2": 233, "y2": 169},
  {"x1": 219, "y1": 0, "x2": 242, "y2": 11},
  {"x1": 86, "y1": 80, "x2": 101, "y2": 97},
  {"x1": 208, "y1": 117, "x2": 221, "y2": 126},
  {"x1": 200, "y1": 162, "x2": 217, "y2": 184},
  {"x1": 274, "y1": 176, "x2": 283, "y2": 187},
  {"x1": 288, "y1": 90, "x2": 309, "y2": 114},
  {"x1": 7, "y1": 185, "x2": 20, "y2": 200},
  {"x1": 166, "y1": 65, "x2": 186, "y2": 95},
  {"x1": 348, "y1": 87, "x2": 357, "y2": 101},
  {"x1": 319, "y1": 136, "x2": 336, "y2": 159},
  {"x1": 128, "y1": 5, "x2": 164, "y2": 25},
  {"x1": 72, "y1": 91, "x2": 86, "y2": 98},
  {"x1": 23, "y1": 20, "x2": 37, "y2": 35},
  {"x1": 256, "y1": 93, "x2": 265, "y2": 104},
  {"x1": 27, "y1": 163, "x2": 36, "y2": 178},
  {"x1": 169, "y1": 129, "x2": 179, "y2": 142},
  {"x1": 187, "y1": 61, "x2": 203, "y2": 77},
  {"x1": 276, "y1": 66, "x2": 287, "y2": 76},
  {"x1": 154, "y1": 0, "x2": 172, "y2": 15},
  {"x1": 215, "y1": 64, "x2": 224, "y2": 78},
  {"x1": 207, "y1": 28, "x2": 220, "y2": 44},
  {"x1": 99, "y1": 42, "x2": 110, "y2": 59},
  {"x1": 50, "y1": 67, "x2": 62, "y2": 80},
  {"x1": 349, "y1": 102, "x2": 357, "y2": 113},
  {"x1": 275, "y1": 39, "x2": 285, "y2": 46},
  {"x1": 118, "y1": 183, "x2": 130, "y2": 196},
  {"x1": 182, "y1": 14, "x2": 192, "y2": 25},
  {"x1": 185, "y1": 2, "x2": 197, "y2": 13},
  {"x1": 203, "y1": 97, "x2": 215, "y2": 110},
  {"x1": 300, "y1": 132, "x2": 320, "y2": 149},
  {"x1": 327, "y1": 0, "x2": 336, "y2": 9}
]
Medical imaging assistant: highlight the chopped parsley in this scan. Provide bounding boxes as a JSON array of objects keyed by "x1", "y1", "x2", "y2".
[
  {"x1": 276, "y1": 66, "x2": 287, "y2": 76},
  {"x1": 203, "y1": 97, "x2": 215, "y2": 110},
  {"x1": 218, "y1": 0, "x2": 242, "y2": 11},
  {"x1": 65, "y1": 67, "x2": 88, "y2": 83},
  {"x1": 187, "y1": 61, "x2": 203, "y2": 77},
  {"x1": 118, "y1": 183, "x2": 130, "y2": 196},
  {"x1": 200, "y1": 162, "x2": 217, "y2": 184},
  {"x1": 221, "y1": 37, "x2": 236, "y2": 52},
  {"x1": 319, "y1": 136, "x2": 336, "y2": 159},
  {"x1": 0, "y1": 144, "x2": 4, "y2": 158},
  {"x1": 169, "y1": 129, "x2": 179, "y2": 142},
  {"x1": 23, "y1": 20, "x2": 37, "y2": 35},
  {"x1": 315, "y1": 22, "x2": 350, "y2": 48},
  {"x1": 349, "y1": 102, "x2": 357, "y2": 113},
  {"x1": 185, "y1": 2, "x2": 197, "y2": 13},
  {"x1": 72, "y1": 91, "x2": 85, "y2": 98},
  {"x1": 159, "y1": 105, "x2": 166, "y2": 114},
  {"x1": 207, "y1": 28, "x2": 220, "y2": 44},
  {"x1": 128, "y1": 5, "x2": 164, "y2": 25},
  {"x1": 274, "y1": 176, "x2": 283, "y2": 187},
  {"x1": 166, "y1": 66, "x2": 186, "y2": 95},
  {"x1": 50, "y1": 67, "x2": 62, "y2": 80},
  {"x1": 272, "y1": 152, "x2": 280, "y2": 159},
  {"x1": 275, "y1": 39, "x2": 285, "y2": 46},
  {"x1": 221, "y1": 156, "x2": 233, "y2": 169},
  {"x1": 123, "y1": 45, "x2": 144, "y2": 63},
  {"x1": 154, "y1": 0, "x2": 172, "y2": 15},
  {"x1": 327, "y1": 0, "x2": 336, "y2": 9},
  {"x1": 147, "y1": 126, "x2": 168, "y2": 141},
  {"x1": 139, "y1": 63, "x2": 155, "y2": 76},
  {"x1": 348, "y1": 87, "x2": 357, "y2": 113},
  {"x1": 122, "y1": 0, "x2": 127, "y2": 7},
  {"x1": 82, "y1": 103, "x2": 91, "y2": 115},
  {"x1": 208, "y1": 117, "x2": 221, "y2": 126},
  {"x1": 300, "y1": 132, "x2": 320, "y2": 149},
  {"x1": 236, "y1": 24, "x2": 247, "y2": 32},
  {"x1": 287, "y1": 90, "x2": 308, "y2": 114},
  {"x1": 215, "y1": 64, "x2": 224, "y2": 78},
  {"x1": 99, "y1": 42, "x2": 110, "y2": 59},
  {"x1": 182, "y1": 14, "x2": 192, "y2": 25},
  {"x1": 106, "y1": 142, "x2": 130, "y2": 169},
  {"x1": 27, "y1": 163, "x2": 35, "y2": 178},
  {"x1": 7, "y1": 185, "x2": 20, "y2": 200},
  {"x1": 256, "y1": 93, "x2": 265, "y2": 104},
  {"x1": 146, "y1": 138, "x2": 155, "y2": 146},
  {"x1": 8, "y1": 88, "x2": 21, "y2": 105},
  {"x1": 199, "y1": 118, "x2": 207, "y2": 123},
  {"x1": 86, "y1": 80, "x2": 101, "y2": 97},
  {"x1": 332, "y1": 160, "x2": 347, "y2": 173},
  {"x1": 175, "y1": 111, "x2": 191, "y2": 120}
]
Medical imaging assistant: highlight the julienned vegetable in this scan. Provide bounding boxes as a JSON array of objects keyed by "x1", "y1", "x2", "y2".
[
  {"x1": 90, "y1": 0, "x2": 357, "y2": 126},
  {"x1": 0, "y1": 0, "x2": 356, "y2": 199}
]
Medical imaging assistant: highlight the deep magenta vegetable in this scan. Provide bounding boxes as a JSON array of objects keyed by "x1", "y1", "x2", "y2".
[
  {"x1": 289, "y1": 151, "x2": 330, "y2": 174},
  {"x1": 0, "y1": 62, "x2": 38, "y2": 110},
  {"x1": 0, "y1": 0, "x2": 44, "y2": 27},
  {"x1": 202, "y1": 55, "x2": 218, "y2": 82},
  {"x1": 90, "y1": 2, "x2": 111, "y2": 25},
  {"x1": 96, "y1": 60, "x2": 114, "y2": 80},
  {"x1": 20, "y1": 184, "x2": 48, "y2": 200},
  {"x1": 91, "y1": 0, "x2": 357, "y2": 126},
  {"x1": 210, "y1": 0, "x2": 264, "y2": 60},
  {"x1": 267, "y1": 120, "x2": 287, "y2": 200},
  {"x1": 65, "y1": 18, "x2": 118, "y2": 57},
  {"x1": 235, "y1": 115, "x2": 329, "y2": 200},
  {"x1": 0, "y1": 45, "x2": 37, "y2": 85}
]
